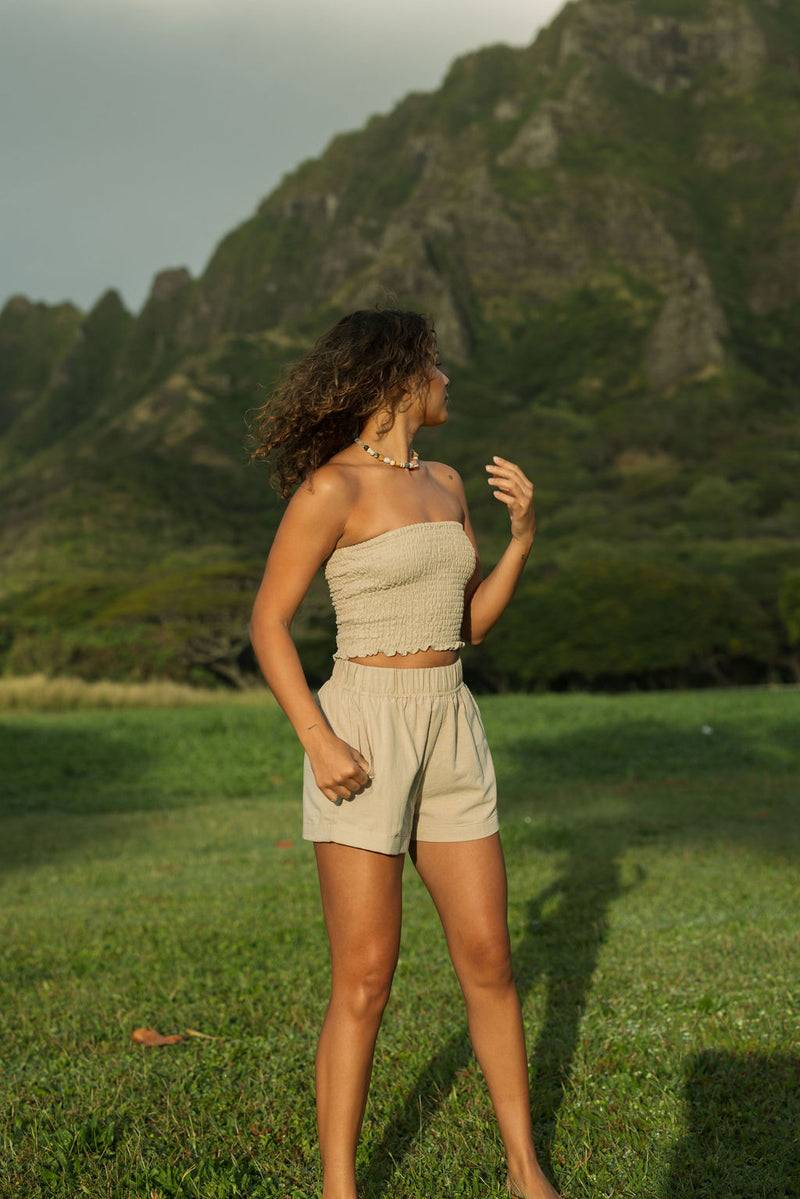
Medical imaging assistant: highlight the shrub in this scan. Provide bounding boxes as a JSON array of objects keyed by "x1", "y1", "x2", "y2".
[
  {"x1": 483, "y1": 559, "x2": 778, "y2": 689},
  {"x1": 778, "y1": 569, "x2": 800, "y2": 646}
]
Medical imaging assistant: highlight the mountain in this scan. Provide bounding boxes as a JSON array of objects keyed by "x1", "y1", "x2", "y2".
[{"x1": 1, "y1": 0, "x2": 799, "y2": 690}]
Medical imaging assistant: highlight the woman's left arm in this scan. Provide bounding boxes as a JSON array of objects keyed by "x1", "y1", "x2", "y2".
[{"x1": 461, "y1": 456, "x2": 535, "y2": 645}]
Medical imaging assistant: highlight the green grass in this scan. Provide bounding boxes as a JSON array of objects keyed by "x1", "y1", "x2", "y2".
[{"x1": 1, "y1": 688, "x2": 799, "y2": 1197}]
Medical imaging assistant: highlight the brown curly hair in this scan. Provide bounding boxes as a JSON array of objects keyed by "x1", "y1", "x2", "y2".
[{"x1": 247, "y1": 309, "x2": 437, "y2": 498}]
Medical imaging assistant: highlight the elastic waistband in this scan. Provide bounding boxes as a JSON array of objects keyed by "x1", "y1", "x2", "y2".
[{"x1": 329, "y1": 658, "x2": 464, "y2": 696}]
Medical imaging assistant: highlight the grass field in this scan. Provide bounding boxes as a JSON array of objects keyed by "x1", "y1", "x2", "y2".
[{"x1": 1, "y1": 684, "x2": 798, "y2": 1198}]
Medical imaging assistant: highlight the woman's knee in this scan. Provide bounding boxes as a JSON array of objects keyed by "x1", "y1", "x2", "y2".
[
  {"x1": 454, "y1": 927, "x2": 514, "y2": 990},
  {"x1": 331, "y1": 944, "x2": 398, "y2": 1018}
]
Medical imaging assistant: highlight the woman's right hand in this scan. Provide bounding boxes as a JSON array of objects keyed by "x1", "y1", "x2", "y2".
[{"x1": 308, "y1": 733, "x2": 371, "y2": 802}]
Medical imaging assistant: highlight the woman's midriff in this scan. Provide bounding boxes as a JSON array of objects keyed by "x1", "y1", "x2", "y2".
[{"x1": 347, "y1": 649, "x2": 460, "y2": 669}]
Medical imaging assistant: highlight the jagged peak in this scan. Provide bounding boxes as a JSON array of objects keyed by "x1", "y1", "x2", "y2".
[
  {"x1": 2, "y1": 294, "x2": 36, "y2": 317},
  {"x1": 556, "y1": 0, "x2": 768, "y2": 94},
  {"x1": 88, "y1": 288, "x2": 130, "y2": 318},
  {"x1": 144, "y1": 267, "x2": 193, "y2": 307},
  {"x1": 1, "y1": 294, "x2": 83, "y2": 321}
]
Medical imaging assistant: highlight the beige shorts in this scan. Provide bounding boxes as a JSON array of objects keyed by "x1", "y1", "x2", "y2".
[{"x1": 303, "y1": 659, "x2": 499, "y2": 855}]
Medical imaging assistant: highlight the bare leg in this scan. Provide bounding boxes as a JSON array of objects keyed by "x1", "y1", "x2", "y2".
[
  {"x1": 411, "y1": 834, "x2": 562, "y2": 1199},
  {"x1": 314, "y1": 842, "x2": 405, "y2": 1199}
]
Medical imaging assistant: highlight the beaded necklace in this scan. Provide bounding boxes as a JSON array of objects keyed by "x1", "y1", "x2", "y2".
[{"x1": 354, "y1": 436, "x2": 420, "y2": 470}]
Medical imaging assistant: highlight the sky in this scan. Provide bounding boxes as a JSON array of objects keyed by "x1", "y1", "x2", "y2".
[{"x1": 0, "y1": 0, "x2": 565, "y2": 314}]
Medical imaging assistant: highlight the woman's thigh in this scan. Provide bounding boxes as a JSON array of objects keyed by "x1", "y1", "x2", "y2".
[
  {"x1": 315, "y1": 843, "x2": 405, "y2": 982},
  {"x1": 410, "y1": 833, "x2": 512, "y2": 982}
]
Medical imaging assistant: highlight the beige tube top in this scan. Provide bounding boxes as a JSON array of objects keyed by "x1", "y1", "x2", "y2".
[{"x1": 324, "y1": 521, "x2": 477, "y2": 660}]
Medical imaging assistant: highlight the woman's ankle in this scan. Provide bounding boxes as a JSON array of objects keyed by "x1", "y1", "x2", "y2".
[{"x1": 506, "y1": 1158, "x2": 562, "y2": 1199}]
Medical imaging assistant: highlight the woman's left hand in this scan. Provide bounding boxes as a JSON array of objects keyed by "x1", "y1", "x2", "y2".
[{"x1": 486, "y1": 456, "x2": 536, "y2": 546}]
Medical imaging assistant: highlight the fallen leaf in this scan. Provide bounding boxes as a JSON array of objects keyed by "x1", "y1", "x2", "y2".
[
  {"x1": 185, "y1": 1027, "x2": 224, "y2": 1040},
  {"x1": 275, "y1": 839, "x2": 294, "y2": 849},
  {"x1": 131, "y1": 1027, "x2": 185, "y2": 1047}
]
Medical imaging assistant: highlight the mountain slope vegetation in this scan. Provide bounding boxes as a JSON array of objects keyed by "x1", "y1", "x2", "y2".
[{"x1": 1, "y1": 0, "x2": 798, "y2": 689}]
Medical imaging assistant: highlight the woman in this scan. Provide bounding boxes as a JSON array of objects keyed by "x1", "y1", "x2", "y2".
[{"x1": 248, "y1": 309, "x2": 561, "y2": 1199}]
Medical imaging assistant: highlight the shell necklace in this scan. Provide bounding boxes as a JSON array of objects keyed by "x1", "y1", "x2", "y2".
[{"x1": 354, "y1": 436, "x2": 420, "y2": 470}]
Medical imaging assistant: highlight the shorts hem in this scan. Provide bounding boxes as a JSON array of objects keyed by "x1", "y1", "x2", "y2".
[
  {"x1": 303, "y1": 823, "x2": 407, "y2": 856},
  {"x1": 303, "y1": 813, "x2": 499, "y2": 854},
  {"x1": 412, "y1": 815, "x2": 500, "y2": 844}
]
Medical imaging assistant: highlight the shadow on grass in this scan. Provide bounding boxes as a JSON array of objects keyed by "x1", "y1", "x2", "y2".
[
  {"x1": 493, "y1": 715, "x2": 800, "y2": 795},
  {"x1": 0, "y1": 722, "x2": 145, "y2": 873},
  {"x1": 496, "y1": 721, "x2": 800, "y2": 867},
  {"x1": 662, "y1": 1051, "x2": 800, "y2": 1198},
  {"x1": 358, "y1": 822, "x2": 630, "y2": 1196},
  {"x1": 514, "y1": 825, "x2": 633, "y2": 1180}
]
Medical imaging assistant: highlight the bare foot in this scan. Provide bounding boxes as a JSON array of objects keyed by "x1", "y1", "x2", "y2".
[{"x1": 507, "y1": 1163, "x2": 563, "y2": 1199}]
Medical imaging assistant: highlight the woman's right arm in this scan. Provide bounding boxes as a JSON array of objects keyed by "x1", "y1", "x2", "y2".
[{"x1": 249, "y1": 471, "x2": 371, "y2": 802}]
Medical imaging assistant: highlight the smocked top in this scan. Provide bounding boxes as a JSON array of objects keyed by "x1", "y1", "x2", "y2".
[{"x1": 324, "y1": 520, "x2": 476, "y2": 660}]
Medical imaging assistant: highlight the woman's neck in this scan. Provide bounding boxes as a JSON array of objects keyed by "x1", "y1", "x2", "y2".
[{"x1": 357, "y1": 410, "x2": 420, "y2": 464}]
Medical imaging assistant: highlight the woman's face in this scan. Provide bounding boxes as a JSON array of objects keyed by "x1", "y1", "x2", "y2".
[{"x1": 416, "y1": 362, "x2": 450, "y2": 426}]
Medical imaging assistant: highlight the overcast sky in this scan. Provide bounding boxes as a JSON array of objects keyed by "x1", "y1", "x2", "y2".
[{"x1": 1, "y1": 0, "x2": 564, "y2": 314}]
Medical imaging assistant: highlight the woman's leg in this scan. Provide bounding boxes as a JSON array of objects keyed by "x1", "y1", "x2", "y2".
[
  {"x1": 314, "y1": 842, "x2": 405, "y2": 1199},
  {"x1": 411, "y1": 834, "x2": 561, "y2": 1199}
]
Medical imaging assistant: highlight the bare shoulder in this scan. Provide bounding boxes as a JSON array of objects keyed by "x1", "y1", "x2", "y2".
[
  {"x1": 276, "y1": 460, "x2": 356, "y2": 555},
  {"x1": 300, "y1": 459, "x2": 358, "y2": 508},
  {"x1": 425, "y1": 460, "x2": 479, "y2": 556},
  {"x1": 425, "y1": 460, "x2": 467, "y2": 500}
]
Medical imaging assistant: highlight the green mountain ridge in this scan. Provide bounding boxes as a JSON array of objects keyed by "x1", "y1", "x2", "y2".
[{"x1": 1, "y1": 0, "x2": 799, "y2": 689}]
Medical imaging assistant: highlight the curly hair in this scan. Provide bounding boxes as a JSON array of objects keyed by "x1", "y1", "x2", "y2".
[{"x1": 247, "y1": 309, "x2": 437, "y2": 498}]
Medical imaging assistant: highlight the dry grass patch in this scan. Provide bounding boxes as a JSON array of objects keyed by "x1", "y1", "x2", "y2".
[{"x1": 0, "y1": 674, "x2": 275, "y2": 711}]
